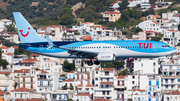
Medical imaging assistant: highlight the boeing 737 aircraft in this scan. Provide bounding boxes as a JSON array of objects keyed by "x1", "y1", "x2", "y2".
[{"x1": 13, "y1": 12, "x2": 176, "y2": 66}]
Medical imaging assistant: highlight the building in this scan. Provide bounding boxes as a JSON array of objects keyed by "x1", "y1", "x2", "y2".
[
  {"x1": 0, "y1": 19, "x2": 12, "y2": 32},
  {"x1": 114, "y1": 75, "x2": 127, "y2": 101},
  {"x1": 11, "y1": 87, "x2": 34, "y2": 100},
  {"x1": 36, "y1": 70, "x2": 59, "y2": 92},
  {"x1": 74, "y1": 93, "x2": 91, "y2": 101},
  {"x1": 0, "y1": 72, "x2": 14, "y2": 92},
  {"x1": 163, "y1": 91, "x2": 180, "y2": 101},
  {"x1": 94, "y1": 68, "x2": 115, "y2": 100},
  {"x1": 103, "y1": 11, "x2": 121, "y2": 22},
  {"x1": 128, "y1": 0, "x2": 151, "y2": 9},
  {"x1": 132, "y1": 31, "x2": 159, "y2": 40},
  {"x1": 133, "y1": 58, "x2": 159, "y2": 75}
]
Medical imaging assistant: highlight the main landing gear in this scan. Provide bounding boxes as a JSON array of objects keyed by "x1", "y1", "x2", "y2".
[{"x1": 87, "y1": 60, "x2": 100, "y2": 66}]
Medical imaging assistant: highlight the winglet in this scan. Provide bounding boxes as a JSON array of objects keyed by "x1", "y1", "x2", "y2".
[
  {"x1": 89, "y1": 30, "x2": 96, "y2": 41},
  {"x1": 45, "y1": 34, "x2": 55, "y2": 50}
]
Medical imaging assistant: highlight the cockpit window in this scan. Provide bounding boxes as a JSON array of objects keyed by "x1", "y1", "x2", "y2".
[{"x1": 162, "y1": 45, "x2": 170, "y2": 47}]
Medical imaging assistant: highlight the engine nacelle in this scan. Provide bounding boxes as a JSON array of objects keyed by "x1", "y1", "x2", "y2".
[{"x1": 97, "y1": 52, "x2": 115, "y2": 62}]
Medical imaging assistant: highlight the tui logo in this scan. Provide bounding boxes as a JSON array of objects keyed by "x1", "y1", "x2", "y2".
[{"x1": 19, "y1": 27, "x2": 30, "y2": 37}]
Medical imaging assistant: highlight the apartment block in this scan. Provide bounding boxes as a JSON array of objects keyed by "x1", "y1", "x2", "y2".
[{"x1": 94, "y1": 68, "x2": 115, "y2": 100}]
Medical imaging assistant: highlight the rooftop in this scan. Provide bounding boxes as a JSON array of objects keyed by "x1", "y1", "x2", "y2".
[
  {"x1": 103, "y1": 11, "x2": 121, "y2": 14},
  {"x1": 64, "y1": 79, "x2": 74, "y2": 82},
  {"x1": 95, "y1": 68, "x2": 115, "y2": 71},
  {"x1": 11, "y1": 87, "x2": 34, "y2": 92},
  {"x1": 15, "y1": 99, "x2": 43, "y2": 101},
  {"x1": 14, "y1": 69, "x2": 31, "y2": 73},
  {"x1": 90, "y1": 98, "x2": 113, "y2": 101}
]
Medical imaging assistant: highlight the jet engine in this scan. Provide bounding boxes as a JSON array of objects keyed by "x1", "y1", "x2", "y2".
[{"x1": 97, "y1": 52, "x2": 115, "y2": 62}]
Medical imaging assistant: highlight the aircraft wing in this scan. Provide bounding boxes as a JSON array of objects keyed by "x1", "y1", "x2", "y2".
[{"x1": 59, "y1": 47, "x2": 98, "y2": 58}]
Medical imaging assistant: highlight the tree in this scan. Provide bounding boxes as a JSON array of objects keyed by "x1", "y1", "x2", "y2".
[
  {"x1": 121, "y1": 11, "x2": 129, "y2": 22},
  {"x1": 118, "y1": 69, "x2": 129, "y2": 76},
  {"x1": 67, "y1": 99, "x2": 74, "y2": 101},
  {"x1": 60, "y1": 14, "x2": 74, "y2": 25},
  {"x1": 119, "y1": 0, "x2": 129, "y2": 11},
  {"x1": 151, "y1": 36, "x2": 161, "y2": 41},
  {"x1": 63, "y1": 60, "x2": 75, "y2": 72},
  {"x1": 71, "y1": 85, "x2": 74, "y2": 90},
  {"x1": 62, "y1": 85, "x2": 67, "y2": 90},
  {"x1": 6, "y1": 24, "x2": 16, "y2": 32}
]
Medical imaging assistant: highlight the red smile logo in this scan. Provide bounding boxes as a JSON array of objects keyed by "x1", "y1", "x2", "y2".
[{"x1": 19, "y1": 27, "x2": 30, "y2": 37}]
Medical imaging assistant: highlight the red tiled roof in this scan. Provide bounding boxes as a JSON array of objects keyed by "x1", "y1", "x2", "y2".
[
  {"x1": 12, "y1": 46, "x2": 19, "y2": 49},
  {"x1": 97, "y1": 31, "x2": 101, "y2": 32},
  {"x1": 0, "y1": 45, "x2": 8, "y2": 49},
  {"x1": 162, "y1": 18, "x2": 168, "y2": 20},
  {"x1": 76, "y1": 93, "x2": 91, "y2": 96},
  {"x1": 83, "y1": 59, "x2": 96, "y2": 61},
  {"x1": 143, "y1": 31, "x2": 159, "y2": 34},
  {"x1": 50, "y1": 25, "x2": 59, "y2": 28},
  {"x1": 128, "y1": 89, "x2": 146, "y2": 92},
  {"x1": 0, "y1": 72, "x2": 11, "y2": 75},
  {"x1": 68, "y1": 71, "x2": 75, "y2": 73},
  {"x1": 90, "y1": 98, "x2": 113, "y2": 101},
  {"x1": 11, "y1": 87, "x2": 34, "y2": 92},
  {"x1": 40, "y1": 28, "x2": 46, "y2": 30},
  {"x1": 128, "y1": 0, "x2": 133, "y2": 1},
  {"x1": 80, "y1": 35, "x2": 92, "y2": 41},
  {"x1": 38, "y1": 70, "x2": 48, "y2": 73},
  {"x1": 167, "y1": 29, "x2": 179, "y2": 32},
  {"x1": 64, "y1": 79, "x2": 74, "y2": 82},
  {"x1": 19, "y1": 58, "x2": 38, "y2": 63},
  {"x1": 0, "y1": 90, "x2": 9, "y2": 95},
  {"x1": 86, "y1": 84, "x2": 94, "y2": 87},
  {"x1": 14, "y1": 69, "x2": 31, "y2": 73},
  {"x1": 5, "y1": 53, "x2": 13, "y2": 55},
  {"x1": 110, "y1": 3, "x2": 116, "y2": 6},
  {"x1": 174, "y1": 53, "x2": 180, "y2": 55},
  {"x1": 117, "y1": 75, "x2": 126, "y2": 79},
  {"x1": 100, "y1": 82, "x2": 114, "y2": 85},
  {"x1": 81, "y1": 22, "x2": 93, "y2": 24},
  {"x1": 153, "y1": 15, "x2": 161, "y2": 18},
  {"x1": 152, "y1": 21, "x2": 159, "y2": 24},
  {"x1": 103, "y1": 11, "x2": 121, "y2": 14},
  {"x1": 15, "y1": 99, "x2": 43, "y2": 101},
  {"x1": 95, "y1": 68, "x2": 115, "y2": 71},
  {"x1": 31, "y1": 54, "x2": 40, "y2": 57}
]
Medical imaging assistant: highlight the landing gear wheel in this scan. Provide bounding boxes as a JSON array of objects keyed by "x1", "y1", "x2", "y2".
[
  {"x1": 87, "y1": 61, "x2": 93, "y2": 66},
  {"x1": 94, "y1": 61, "x2": 100, "y2": 65}
]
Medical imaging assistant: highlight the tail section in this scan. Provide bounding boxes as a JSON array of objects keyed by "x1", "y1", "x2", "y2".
[{"x1": 13, "y1": 12, "x2": 47, "y2": 43}]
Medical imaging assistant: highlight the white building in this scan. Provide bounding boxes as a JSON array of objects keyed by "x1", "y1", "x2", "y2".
[
  {"x1": 161, "y1": 63, "x2": 180, "y2": 91},
  {"x1": 133, "y1": 58, "x2": 159, "y2": 74},
  {"x1": 36, "y1": 70, "x2": 59, "y2": 92},
  {"x1": 0, "y1": 72, "x2": 14, "y2": 92},
  {"x1": 128, "y1": 0, "x2": 151, "y2": 9},
  {"x1": 163, "y1": 91, "x2": 180, "y2": 101},
  {"x1": 74, "y1": 93, "x2": 91, "y2": 101},
  {"x1": 94, "y1": 68, "x2": 115, "y2": 100},
  {"x1": 0, "y1": 19, "x2": 12, "y2": 32}
]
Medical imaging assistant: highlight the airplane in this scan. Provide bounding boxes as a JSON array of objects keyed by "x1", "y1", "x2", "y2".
[{"x1": 13, "y1": 12, "x2": 176, "y2": 66}]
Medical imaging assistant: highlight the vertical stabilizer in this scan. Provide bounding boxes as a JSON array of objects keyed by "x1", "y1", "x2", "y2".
[{"x1": 13, "y1": 12, "x2": 47, "y2": 43}]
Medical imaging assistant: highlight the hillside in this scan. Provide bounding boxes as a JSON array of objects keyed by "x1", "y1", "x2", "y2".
[{"x1": 0, "y1": 0, "x2": 65, "y2": 25}]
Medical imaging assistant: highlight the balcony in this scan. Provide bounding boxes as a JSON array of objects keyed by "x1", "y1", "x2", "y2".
[
  {"x1": 38, "y1": 84, "x2": 53, "y2": 87},
  {"x1": 0, "y1": 83, "x2": 9, "y2": 87},
  {"x1": 21, "y1": 82, "x2": 34, "y2": 84},
  {"x1": 38, "y1": 78, "x2": 53, "y2": 80}
]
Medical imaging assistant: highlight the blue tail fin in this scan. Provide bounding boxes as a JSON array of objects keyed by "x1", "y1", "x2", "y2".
[{"x1": 13, "y1": 12, "x2": 47, "y2": 43}]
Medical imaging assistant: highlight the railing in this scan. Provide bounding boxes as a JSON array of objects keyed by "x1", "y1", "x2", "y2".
[{"x1": 0, "y1": 83, "x2": 9, "y2": 87}]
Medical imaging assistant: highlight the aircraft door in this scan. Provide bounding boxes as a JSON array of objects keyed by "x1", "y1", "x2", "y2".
[
  {"x1": 39, "y1": 45, "x2": 43, "y2": 53},
  {"x1": 153, "y1": 44, "x2": 157, "y2": 51}
]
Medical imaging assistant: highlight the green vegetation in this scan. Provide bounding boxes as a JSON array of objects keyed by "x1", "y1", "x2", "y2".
[
  {"x1": 6, "y1": 24, "x2": 16, "y2": 32},
  {"x1": 67, "y1": 99, "x2": 74, "y2": 101},
  {"x1": 14, "y1": 48, "x2": 31, "y2": 57},
  {"x1": 60, "y1": 74, "x2": 66, "y2": 77},
  {"x1": 63, "y1": 60, "x2": 75, "y2": 72},
  {"x1": 151, "y1": 34, "x2": 163, "y2": 41},
  {"x1": 34, "y1": 68, "x2": 40, "y2": 71},
  {"x1": 119, "y1": 0, "x2": 129, "y2": 11},
  {"x1": 62, "y1": 85, "x2": 67, "y2": 90},
  {"x1": 71, "y1": 85, "x2": 74, "y2": 90},
  {"x1": 118, "y1": 69, "x2": 130, "y2": 76},
  {"x1": 0, "y1": 0, "x2": 64, "y2": 26},
  {"x1": 101, "y1": 60, "x2": 125, "y2": 69}
]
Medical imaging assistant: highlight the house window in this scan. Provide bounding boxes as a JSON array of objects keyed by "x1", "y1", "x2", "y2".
[
  {"x1": 107, "y1": 91, "x2": 110, "y2": 95},
  {"x1": 96, "y1": 78, "x2": 98, "y2": 81},
  {"x1": 96, "y1": 84, "x2": 98, "y2": 87},
  {"x1": 132, "y1": 81, "x2": 134, "y2": 84},
  {"x1": 132, "y1": 76, "x2": 135, "y2": 79},
  {"x1": 165, "y1": 79, "x2": 168, "y2": 83},
  {"x1": 103, "y1": 91, "x2": 105, "y2": 95},
  {"x1": 96, "y1": 71, "x2": 98, "y2": 74},
  {"x1": 178, "y1": 79, "x2": 180, "y2": 82},
  {"x1": 105, "y1": 71, "x2": 109, "y2": 76}
]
